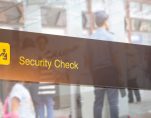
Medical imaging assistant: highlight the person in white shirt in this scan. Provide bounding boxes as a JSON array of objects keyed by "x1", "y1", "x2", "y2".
[{"x1": 8, "y1": 83, "x2": 35, "y2": 118}]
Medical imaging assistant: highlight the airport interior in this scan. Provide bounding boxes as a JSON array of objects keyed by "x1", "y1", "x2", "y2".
[{"x1": 0, "y1": 0, "x2": 151, "y2": 118}]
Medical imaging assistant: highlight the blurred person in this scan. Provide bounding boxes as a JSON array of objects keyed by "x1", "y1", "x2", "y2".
[
  {"x1": 2, "y1": 38, "x2": 37, "y2": 118},
  {"x1": 29, "y1": 35, "x2": 79, "y2": 118},
  {"x1": 3, "y1": 82, "x2": 35, "y2": 118},
  {"x1": 145, "y1": 47, "x2": 151, "y2": 89},
  {"x1": 128, "y1": 89, "x2": 141, "y2": 103},
  {"x1": 127, "y1": 45, "x2": 142, "y2": 103},
  {"x1": 89, "y1": 11, "x2": 121, "y2": 118},
  {"x1": 29, "y1": 36, "x2": 55, "y2": 118},
  {"x1": 127, "y1": 34, "x2": 146, "y2": 103},
  {"x1": 3, "y1": 82, "x2": 15, "y2": 118}
]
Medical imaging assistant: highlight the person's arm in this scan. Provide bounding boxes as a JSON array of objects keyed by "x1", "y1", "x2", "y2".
[{"x1": 10, "y1": 97, "x2": 20, "y2": 118}]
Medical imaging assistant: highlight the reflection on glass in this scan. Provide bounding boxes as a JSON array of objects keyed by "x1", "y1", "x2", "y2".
[{"x1": 0, "y1": 80, "x2": 151, "y2": 118}]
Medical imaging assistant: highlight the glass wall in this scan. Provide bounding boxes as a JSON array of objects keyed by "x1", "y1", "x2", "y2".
[{"x1": 0, "y1": 0, "x2": 151, "y2": 118}]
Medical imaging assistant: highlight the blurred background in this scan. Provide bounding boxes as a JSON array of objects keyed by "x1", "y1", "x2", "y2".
[{"x1": 0, "y1": 0, "x2": 151, "y2": 118}]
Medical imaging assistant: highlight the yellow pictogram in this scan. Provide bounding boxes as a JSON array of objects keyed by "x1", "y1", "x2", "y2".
[{"x1": 0, "y1": 42, "x2": 10, "y2": 65}]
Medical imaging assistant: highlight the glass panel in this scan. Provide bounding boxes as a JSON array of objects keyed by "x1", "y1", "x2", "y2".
[
  {"x1": 0, "y1": 80, "x2": 151, "y2": 118},
  {"x1": 0, "y1": 0, "x2": 151, "y2": 118}
]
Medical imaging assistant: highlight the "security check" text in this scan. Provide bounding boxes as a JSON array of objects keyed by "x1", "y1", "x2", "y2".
[{"x1": 19, "y1": 56, "x2": 79, "y2": 70}]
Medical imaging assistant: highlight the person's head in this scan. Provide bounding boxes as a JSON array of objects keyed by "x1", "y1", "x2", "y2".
[
  {"x1": 37, "y1": 36, "x2": 48, "y2": 51},
  {"x1": 95, "y1": 10, "x2": 109, "y2": 30}
]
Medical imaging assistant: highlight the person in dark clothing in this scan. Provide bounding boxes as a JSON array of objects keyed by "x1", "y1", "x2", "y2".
[
  {"x1": 90, "y1": 11, "x2": 120, "y2": 118},
  {"x1": 126, "y1": 45, "x2": 142, "y2": 103},
  {"x1": 128, "y1": 89, "x2": 141, "y2": 103},
  {"x1": 29, "y1": 36, "x2": 55, "y2": 118}
]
